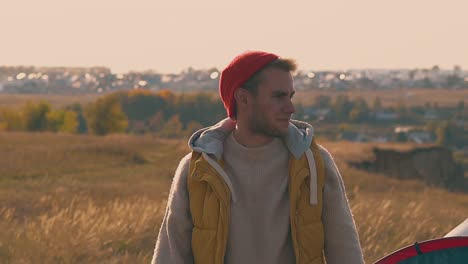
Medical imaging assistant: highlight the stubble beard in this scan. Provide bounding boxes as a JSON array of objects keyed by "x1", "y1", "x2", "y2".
[{"x1": 249, "y1": 110, "x2": 288, "y2": 139}]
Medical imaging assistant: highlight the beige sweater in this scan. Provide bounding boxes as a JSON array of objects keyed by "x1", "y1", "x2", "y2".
[
  {"x1": 152, "y1": 131, "x2": 364, "y2": 264},
  {"x1": 222, "y1": 133, "x2": 294, "y2": 263}
]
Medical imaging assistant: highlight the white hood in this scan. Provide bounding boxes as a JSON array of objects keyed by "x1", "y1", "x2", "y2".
[{"x1": 188, "y1": 118, "x2": 315, "y2": 160}]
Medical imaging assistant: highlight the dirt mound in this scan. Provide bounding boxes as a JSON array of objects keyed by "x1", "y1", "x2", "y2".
[{"x1": 351, "y1": 146, "x2": 467, "y2": 192}]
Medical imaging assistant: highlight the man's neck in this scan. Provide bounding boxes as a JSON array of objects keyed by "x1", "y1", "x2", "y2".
[{"x1": 232, "y1": 126, "x2": 274, "y2": 148}]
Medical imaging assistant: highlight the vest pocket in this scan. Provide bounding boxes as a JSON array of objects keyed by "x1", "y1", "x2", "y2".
[{"x1": 192, "y1": 226, "x2": 217, "y2": 264}]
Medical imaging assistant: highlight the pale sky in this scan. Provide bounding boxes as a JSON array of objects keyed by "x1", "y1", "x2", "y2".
[{"x1": 1, "y1": 0, "x2": 467, "y2": 73}]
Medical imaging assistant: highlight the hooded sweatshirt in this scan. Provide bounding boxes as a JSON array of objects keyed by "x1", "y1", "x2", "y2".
[{"x1": 152, "y1": 118, "x2": 364, "y2": 264}]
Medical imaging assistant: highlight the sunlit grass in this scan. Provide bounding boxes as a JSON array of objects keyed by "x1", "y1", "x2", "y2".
[{"x1": 1, "y1": 196, "x2": 166, "y2": 263}]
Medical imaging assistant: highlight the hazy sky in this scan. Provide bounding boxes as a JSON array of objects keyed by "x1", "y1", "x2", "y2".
[{"x1": 1, "y1": 0, "x2": 467, "y2": 73}]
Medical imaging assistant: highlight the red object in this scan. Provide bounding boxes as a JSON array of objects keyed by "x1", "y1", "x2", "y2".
[
  {"x1": 219, "y1": 51, "x2": 279, "y2": 118},
  {"x1": 374, "y1": 236, "x2": 468, "y2": 264}
]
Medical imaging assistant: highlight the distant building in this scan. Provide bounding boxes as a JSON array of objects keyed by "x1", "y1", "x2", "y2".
[
  {"x1": 394, "y1": 126, "x2": 434, "y2": 144},
  {"x1": 394, "y1": 126, "x2": 415, "y2": 133},
  {"x1": 375, "y1": 111, "x2": 398, "y2": 121},
  {"x1": 424, "y1": 110, "x2": 438, "y2": 120},
  {"x1": 407, "y1": 131, "x2": 433, "y2": 144},
  {"x1": 373, "y1": 136, "x2": 389, "y2": 143},
  {"x1": 339, "y1": 131, "x2": 368, "y2": 142},
  {"x1": 303, "y1": 107, "x2": 331, "y2": 121}
]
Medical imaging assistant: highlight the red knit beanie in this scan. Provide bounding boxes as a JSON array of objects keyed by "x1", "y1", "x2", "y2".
[{"x1": 219, "y1": 51, "x2": 279, "y2": 118}]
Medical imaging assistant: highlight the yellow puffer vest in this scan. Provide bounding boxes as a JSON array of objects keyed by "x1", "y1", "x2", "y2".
[{"x1": 187, "y1": 139, "x2": 325, "y2": 264}]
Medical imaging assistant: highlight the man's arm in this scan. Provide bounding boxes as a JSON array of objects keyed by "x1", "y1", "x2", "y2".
[
  {"x1": 320, "y1": 146, "x2": 365, "y2": 264},
  {"x1": 152, "y1": 153, "x2": 194, "y2": 264}
]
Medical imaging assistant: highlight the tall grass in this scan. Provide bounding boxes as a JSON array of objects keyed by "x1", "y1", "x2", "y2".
[
  {"x1": 0, "y1": 133, "x2": 467, "y2": 263},
  {"x1": 326, "y1": 140, "x2": 468, "y2": 262},
  {"x1": 1, "y1": 197, "x2": 166, "y2": 263},
  {"x1": 0, "y1": 132, "x2": 186, "y2": 263},
  {"x1": 347, "y1": 173, "x2": 467, "y2": 262}
]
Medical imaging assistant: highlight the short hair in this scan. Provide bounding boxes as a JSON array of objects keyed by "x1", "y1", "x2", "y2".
[
  {"x1": 241, "y1": 58, "x2": 297, "y2": 95},
  {"x1": 233, "y1": 58, "x2": 297, "y2": 118}
]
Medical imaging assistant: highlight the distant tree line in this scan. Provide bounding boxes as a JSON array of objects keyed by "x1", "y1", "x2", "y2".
[
  {"x1": 295, "y1": 95, "x2": 467, "y2": 148},
  {"x1": 0, "y1": 102, "x2": 79, "y2": 133},
  {"x1": 301, "y1": 95, "x2": 467, "y2": 125},
  {"x1": 0, "y1": 89, "x2": 225, "y2": 138},
  {"x1": 0, "y1": 90, "x2": 466, "y2": 148}
]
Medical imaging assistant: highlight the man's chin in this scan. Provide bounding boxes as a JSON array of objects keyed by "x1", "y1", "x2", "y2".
[
  {"x1": 277, "y1": 122, "x2": 290, "y2": 134},
  {"x1": 278, "y1": 129, "x2": 289, "y2": 138},
  {"x1": 270, "y1": 126, "x2": 289, "y2": 138},
  {"x1": 250, "y1": 120, "x2": 289, "y2": 138}
]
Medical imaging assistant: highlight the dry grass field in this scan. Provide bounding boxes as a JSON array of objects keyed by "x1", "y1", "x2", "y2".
[
  {"x1": 0, "y1": 132, "x2": 186, "y2": 263},
  {"x1": 0, "y1": 132, "x2": 467, "y2": 263}
]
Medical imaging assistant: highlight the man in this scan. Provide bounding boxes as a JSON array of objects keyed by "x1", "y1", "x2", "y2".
[{"x1": 152, "y1": 51, "x2": 364, "y2": 264}]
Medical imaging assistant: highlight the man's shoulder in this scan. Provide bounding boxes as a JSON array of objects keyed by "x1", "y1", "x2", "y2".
[
  {"x1": 312, "y1": 141, "x2": 335, "y2": 165},
  {"x1": 180, "y1": 152, "x2": 193, "y2": 164},
  {"x1": 174, "y1": 151, "x2": 211, "y2": 179},
  {"x1": 172, "y1": 153, "x2": 193, "y2": 181}
]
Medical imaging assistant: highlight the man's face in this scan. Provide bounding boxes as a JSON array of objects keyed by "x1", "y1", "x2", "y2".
[{"x1": 246, "y1": 68, "x2": 296, "y2": 138}]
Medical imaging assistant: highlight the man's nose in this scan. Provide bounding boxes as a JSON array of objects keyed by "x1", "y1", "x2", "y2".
[{"x1": 285, "y1": 99, "x2": 295, "y2": 114}]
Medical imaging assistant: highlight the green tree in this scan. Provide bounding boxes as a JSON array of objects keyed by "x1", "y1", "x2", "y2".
[
  {"x1": 293, "y1": 103, "x2": 305, "y2": 120},
  {"x1": 349, "y1": 108, "x2": 362, "y2": 122},
  {"x1": 0, "y1": 108, "x2": 24, "y2": 131},
  {"x1": 396, "y1": 99, "x2": 407, "y2": 115},
  {"x1": 331, "y1": 95, "x2": 352, "y2": 121},
  {"x1": 46, "y1": 110, "x2": 65, "y2": 132},
  {"x1": 435, "y1": 121, "x2": 463, "y2": 147},
  {"x1": 46, "y1": 110, "x2": 78, "y2": 133},
  {"x1": 314, "y1": 95, "x2": 332, "y2": 108},
  {"x1": 395, "y1": 99, "x2": 413, "y2": 122},
  {"x1": 159, "y1": 115, "x2": 183, "y2": 138},
  {"x1": 395, "y1": 132, "x2": 408, "y2": 142},
  {"x1": 446, "y1": 74, "x2": 463, "y2": 88},
  {"x1": 61, "y1": 111, "x2": 79, "y2": 133},
  {"x1": 84, "y1": 96, "x2": 128, "y2": 136},
  {"x1": 65, "y1": 103, "x2": 87, "y2": 134},
  {"x1": 436, "y1": 123, "x2": 451, "y2": 146},
  {"x1": 184, "y1": 120, "x2": 204, "y2": 137},
  {"x1": 176, "y1": 93, "x2": 224, "y2": 127},
  {"x1": 425, "y1": 121, "x2": 438, "y2": 134},
  {"x1": 372, "y1": 96, "x2": 382, "y2": 112},
  {"x1": 456, "y1": 100, "x2": 465, "y2": 113},
  {"x1": 156, "y1": 89, "x2": 177, "y2": 117},
  {"x1": 148, "y1": 111, "x2": 165, "y2": 132},
  {"x1": 349, "y1": 97, "x2": 369, "y2": 122},
  {"x1": 23, "y1": 101, "x2": 51, "y2": 131},
  {"x1": 120, "y1": 89, "x2": 169, "y2": 120}
]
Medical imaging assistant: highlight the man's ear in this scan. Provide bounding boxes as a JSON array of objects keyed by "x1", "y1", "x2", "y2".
[{"x1": 234, "y1": 88, "x2": 249, "y2": 106}]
